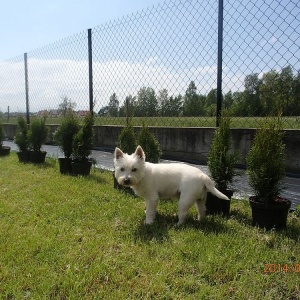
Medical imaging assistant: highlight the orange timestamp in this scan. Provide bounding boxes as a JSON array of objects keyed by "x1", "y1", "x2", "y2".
[{"x1": 264, "y1": 263, "x2": 300, "y2": 273}]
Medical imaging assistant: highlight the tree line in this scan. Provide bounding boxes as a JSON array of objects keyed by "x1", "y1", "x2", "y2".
[{"x1": 103, "y1": 65, "x2": 300, "y2": 118}]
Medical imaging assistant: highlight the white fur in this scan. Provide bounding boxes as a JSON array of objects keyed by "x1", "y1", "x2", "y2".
[{"x1": 114, "y1": 145, "x2": 229, "y2": 225}]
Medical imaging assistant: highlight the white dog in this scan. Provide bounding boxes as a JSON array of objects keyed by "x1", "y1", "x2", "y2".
[{"x1": 114, "y1": 145, "x2": 229, "y2": 225}]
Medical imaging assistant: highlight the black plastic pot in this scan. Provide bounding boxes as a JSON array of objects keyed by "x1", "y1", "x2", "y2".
[
  {"x1": 0, "y1": 146, "x2": 11, "y2": 156},
  {"x1": 249, "y1": 196, "x2": 291, "y2": 230},
  {"x1": 29, "y1": 151, "x2": 47, "y2": 163},
  {"x1": 59, "y1": 157, "x2": 72, "y2": 174},
  {"x1": 71, "y1": 161, "x2": 92, "y2": 176},
  {"x1": 206, "y1": 189, "x2": 233, "y2": 217},
  {"x1": 17, "y1": 151, "x2": 30, "y2": 163}
]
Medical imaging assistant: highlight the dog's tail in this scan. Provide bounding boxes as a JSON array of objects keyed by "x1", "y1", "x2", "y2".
[{"x1": 204, "y1": 177, "x2": 230, "y2": 200}]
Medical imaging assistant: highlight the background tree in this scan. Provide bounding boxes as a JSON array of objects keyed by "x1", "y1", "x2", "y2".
[
  {"x1": 278, "y1": 66, "x2": 293, "y2": 116},
  {"x1": 183, "y1": 81, "x2": 203, "y2": 116},
  {"x1": 108, "y1": 93, "x2": 119, "y2": 117},
  {"x1": 224, "y1": 91, "x2": 234, "y2": 109},
  {"x1": 259, "y1": 70, "x2": 280, "y2": 115},
  {"x1": 58, "y1": 96, "x2": 76, "y2": 117},
  {"x1": 136, "y1": 87, "x2": 158, "y2": 117},
  {"x1": 94, "y1": 66, "x2": 299, "y2": 121},
  {"x1": 167, "y1": 95, "x2": 183, "y2": 116},
  {"x1": 244, "y1": 73, "x2": 262, "y2": 116},
  {"x1": 292, "y1": 70, "x2": 300, "y2": 115},
  {"x1": 230, "y1": 91, "x2": 246, "y2": 116},
  {"x1": 119, "y1": 95, "x2": 136, "y2": 117},
  {"x1": 157, "y1": 89, "x2": 169, "y2": 116},
  {"x1": 205, "y1": 88, "x2": 217, "y2": 116}
]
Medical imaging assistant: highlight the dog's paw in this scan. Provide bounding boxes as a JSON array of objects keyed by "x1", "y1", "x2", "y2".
[
  {"x1": 175, "y1": 221, "x2": 184, "y2": 227},
  {"x1": 144, "y1": 219, "x2": 154, "y2": 226}
]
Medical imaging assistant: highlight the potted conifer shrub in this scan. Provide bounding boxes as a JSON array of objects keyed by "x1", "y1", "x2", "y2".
[
  {"x1": 116, "y1": 122, "x2": 137, "y2": 155},
  {"x1": 137, "y1": 124, "x2": 162, "y2": 163},
  {"x1": 207, "y1": 110, "x2": 239, "y2": 217},
  {"x1": 53, "y1": 112, "x2": 80, "y2": 174},
  {"x1": 0, "y1": 121, "x2": 11, "y2": 156},
  {"x1": 71, "y1": 113, "x2": 94, "y2": 176},
  {"x1": 247, "y1": 114, "x2": 291, "y2": 230},
  {"x1": 27, "y1": 117, "x2": 49, "y2": 163},
  {"x1": 14, "y1": 116, "x2": 30, "y2": 162}
]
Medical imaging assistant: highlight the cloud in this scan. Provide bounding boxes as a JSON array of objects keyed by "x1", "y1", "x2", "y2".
[
  {"x1": 146, "y1": 56, "x2": 159, "y2": 65},
  {"x1": 0, "y1": 58, "x2": 241, "y2": 112},
  {"x1": 268, "y1": 36, "x2": 277, "y2": 44}
]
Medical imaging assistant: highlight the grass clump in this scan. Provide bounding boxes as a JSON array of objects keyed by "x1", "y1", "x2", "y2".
[{"x1": 0, "y1": 153, "x2": 299, "y2": 299}]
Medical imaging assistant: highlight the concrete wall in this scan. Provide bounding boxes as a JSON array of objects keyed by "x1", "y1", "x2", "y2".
[{"x1": 3, "y1": 123, "x2": 300, "y2": 175}]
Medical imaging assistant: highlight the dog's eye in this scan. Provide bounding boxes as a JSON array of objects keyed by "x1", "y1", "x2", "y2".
[
  {"x1": 120, "y1": 167, "x2": 125, "y2": 172},
  {"x1": 132, "y1": 168, "x2": 137, "y2": 172}
]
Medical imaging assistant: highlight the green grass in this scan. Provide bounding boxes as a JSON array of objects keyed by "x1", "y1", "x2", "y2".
[
  {"x1": 90, "y1": 116, "x2": 300, "y2": 129},
  {"x1": 3, "y1": 116, "x2": 300, "y2": 129},
  {"x1": 1, "y1": 153, "x2": 300, "y2": 299}
]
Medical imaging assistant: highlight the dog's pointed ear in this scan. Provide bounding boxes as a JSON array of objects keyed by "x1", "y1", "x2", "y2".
[
  {"x1": 114, "y1": 147, "x2": 124, "y2": 160},
  {"x1": 135, "y1": 145, "x2": 145, "y2": 160}
]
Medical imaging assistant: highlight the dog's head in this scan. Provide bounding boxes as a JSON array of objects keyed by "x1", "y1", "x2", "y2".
[{"x1": 114, "y1": 145, "x2": 146, "y2": 187}]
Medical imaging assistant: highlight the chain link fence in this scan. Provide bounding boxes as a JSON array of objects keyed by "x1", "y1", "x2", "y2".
[
  {"x1": 223, "y1": 0, "x2": 300, "y2": 128},
  {"x1": 0, "y1": 0, "x2": 299, "y2": 128}
]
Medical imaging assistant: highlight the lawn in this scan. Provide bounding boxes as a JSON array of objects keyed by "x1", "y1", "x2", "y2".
[
  {"x1": 0, "y1": 153, "x2": 300, "y2": 299},
  {"x1": 3, "y1": 116, "x2": 300, "y2": 129}
]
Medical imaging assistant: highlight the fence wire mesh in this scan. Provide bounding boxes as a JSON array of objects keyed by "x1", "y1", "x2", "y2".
[
  {"x1": 223, "y1": 0, "x2": 300, "y2": 127},
  {"x1": 0, "y1": 0, "x2": 299, "y2": 128},
  {"x1": 0, "y1": 55, "x2": 25, "y2": 119}
]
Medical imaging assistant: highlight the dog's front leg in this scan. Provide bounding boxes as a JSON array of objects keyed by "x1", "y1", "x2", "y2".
[{"x1": 145, "y1": 197, "x2": 159, "y2": 225}]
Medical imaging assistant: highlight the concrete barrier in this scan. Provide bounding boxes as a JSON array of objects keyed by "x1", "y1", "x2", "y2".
[{"x1": 3, "y1": 123, "x2": 300, "y2": 175}]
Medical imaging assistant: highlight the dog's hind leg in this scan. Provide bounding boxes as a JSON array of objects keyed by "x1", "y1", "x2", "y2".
[
  {"x1": 196, "y1": 198, "x2": 206, "y2": 222},
  {"x1": 177, "y1": 195, "x2": 195, "y2": 225}
]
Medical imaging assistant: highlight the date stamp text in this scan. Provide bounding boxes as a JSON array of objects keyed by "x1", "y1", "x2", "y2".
[{"x1": 264, "y1": 263, "x2": 300, "y2": 273}]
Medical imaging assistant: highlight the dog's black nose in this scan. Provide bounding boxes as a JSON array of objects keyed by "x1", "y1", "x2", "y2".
[{"x1": 124, "y1": 178, "x2": 131, "y2": 185}]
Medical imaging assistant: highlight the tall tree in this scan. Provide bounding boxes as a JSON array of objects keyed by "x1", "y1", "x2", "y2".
[
  {"x1": 259, "y1": 70, "x2": 280, "y2": 115},
  {"x1": 161, "y1": 94, "x2": 183, "y2": 117},
  {"x1": 292, "y1": 70, "x2": 300, "y2": 115},
  {"x1": 205, "y1": 88, "x2": 217, "y2": 116},
  {"x1": 244, "y1": 73, "x2": 261, "y2": 94},
  {"x1": 183, "y1": 81, "x2": 202, "y2": 116},
  {"x1": 119, "y1": 95, "x2": 136, "y2": 117},
  {"x1": 244, "y1": 73, "x2": 262, "y2": 116},
  {"x1": 224, "y1": 91, "x2": 234, "y2": 109},
  {"x1": 108, "y1": 93, "x2": 119, "y2": 117},
  {"x1": 136, "y1": 87, "x2": 158, "y2": 117},
  {"x1": 58, "y1": 96, "x2": 76, "y2": 117},
  {"x1": 278, "y1": 66, "x2": 293, "y2": 115},
  {"x1": 230, "y1": 91, "x2": 247, "y2": 116},
  {"x1": 157, "y1": 89, "x2": 169, "y2": 116},
  {"x1": 168, "y1": 95, "x2": 183, "y2": 116}
]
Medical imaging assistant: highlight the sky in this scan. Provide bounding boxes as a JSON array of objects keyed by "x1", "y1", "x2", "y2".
[
  {"x1": 0, "y1": 0, "x2": 299, "y2": 113},
  {"x1": 0, "y1": 0, "x2": 164, "y2": 61}
]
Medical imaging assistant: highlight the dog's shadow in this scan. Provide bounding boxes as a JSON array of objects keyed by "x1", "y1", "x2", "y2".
[
  {"x1": 133, "y1": 213, "x2": 177, "y2": 244},
  {"x1": 133, "y1": 213, "x2": 231, "y2": 244}
]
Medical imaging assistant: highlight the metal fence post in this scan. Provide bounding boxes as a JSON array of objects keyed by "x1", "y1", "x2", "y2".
[
  {"x1": 88, "y1": 28, "x2": 94, "y2": 114},
  {"x1": 24, "y1": 53, "x2": 30, "y2": 124},
  {"x1": 216, "y1": 0, "x2": 224, "y2": 127}
]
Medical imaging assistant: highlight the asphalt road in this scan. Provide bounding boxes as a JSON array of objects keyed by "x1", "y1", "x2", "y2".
[{"x1": 4, "y1": 140, "x2": 300, "y2": 209}]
